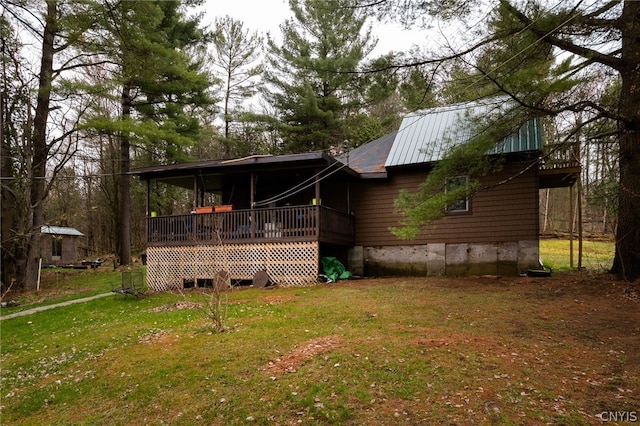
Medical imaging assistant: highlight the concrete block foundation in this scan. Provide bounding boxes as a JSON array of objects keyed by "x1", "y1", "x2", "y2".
[{"x1": 349, "y1": 240, "x2": 540, "y2": 277}]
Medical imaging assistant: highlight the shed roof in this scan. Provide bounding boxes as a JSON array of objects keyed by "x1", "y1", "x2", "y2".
[
  {"x1": 41, "y1": 226, "x2": 84, "y2": 237},
  {"x1": 385, "y1": 100, "x2": 542, "y2": 168}
]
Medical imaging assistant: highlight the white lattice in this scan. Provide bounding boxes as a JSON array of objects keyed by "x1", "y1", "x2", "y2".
[{"x1": 146, "y1": 242, "x2": 319, "y2": 291}]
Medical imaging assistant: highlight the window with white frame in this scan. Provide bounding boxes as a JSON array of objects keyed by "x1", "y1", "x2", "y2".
[{"x1": 445, "y1": 176, "x2": 470, "y2": 213}]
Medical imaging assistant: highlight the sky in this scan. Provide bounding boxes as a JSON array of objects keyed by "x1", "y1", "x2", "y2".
[{"x1": 198, "y1": 0, "x2": 430, "y2": 57}]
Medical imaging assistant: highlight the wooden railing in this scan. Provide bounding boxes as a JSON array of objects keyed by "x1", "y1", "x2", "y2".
[
  {"x1": 540, "y1": 142, "x2": 581, "y2": 171},
  {"x1": 146, "y1": 205, "x2": 355, "y2": 246}
]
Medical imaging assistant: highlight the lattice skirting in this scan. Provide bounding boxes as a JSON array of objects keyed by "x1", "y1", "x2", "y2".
[{"x1": 146, "y1": 242, "x2": 319, "y2": 291}]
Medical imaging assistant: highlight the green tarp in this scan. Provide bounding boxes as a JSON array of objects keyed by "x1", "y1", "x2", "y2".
[{"x1": 321, "y1": 256, "x2": 352, "y2": 283}]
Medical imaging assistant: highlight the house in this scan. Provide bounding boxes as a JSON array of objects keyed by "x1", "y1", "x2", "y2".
[
  {"x1": 40, "y1": 226, "x2": 85, "y2": 265},
  {"x1": 343, "y1": 101, "x2": 578, "y2": 277},
  {"x1": 132, "y1": 101, "x2": 579, "y2": 289}
]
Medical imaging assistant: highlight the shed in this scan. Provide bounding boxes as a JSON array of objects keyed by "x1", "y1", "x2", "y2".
[{"x1": 40, "y1": 226, "x2": 85, "y2": 265}]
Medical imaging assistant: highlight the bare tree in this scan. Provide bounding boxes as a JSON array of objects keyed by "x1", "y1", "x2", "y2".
[{"x1": 210, "y1": 15, "x2": 263, "y2": 157}]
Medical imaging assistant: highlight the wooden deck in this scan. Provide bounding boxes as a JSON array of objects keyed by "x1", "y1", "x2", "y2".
[
  {"x1": 147, "y1": 205, "x2": 355, "y2": 247},
  {"x1": 539, "y1": 142, "x2": 581, "y2": 188}
]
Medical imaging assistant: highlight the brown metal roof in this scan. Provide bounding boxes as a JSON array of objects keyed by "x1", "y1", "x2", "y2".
[
  {"x1": 337, "y1": 131, "x2": 396, "y2": 177},
  {"x1": 130, "y1": 151, "x2": 359, "y2": 192},
  {"x1": 131, "y1": 151, "x2": 346, "y2": 179}
]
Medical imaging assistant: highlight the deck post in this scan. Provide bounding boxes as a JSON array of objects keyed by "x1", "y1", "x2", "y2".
[
  {"x1": 315, "y1": 170, "x2": 321, "y2": 236},
  {"x1": 193, "y1": 174, "x2": 198, "y2": 212},
  {"x1": 569, "y1": 184, "x2": 574, "y2": 269},
  {"x1": 145, "y1": 179, "x2": 150, "y2": 216},
  {"x1": 250, "y1": 172, "x2": 255, "y2": 239},
  {"x1": 314, "y1": 168, "x2": 320, "y2": 203}
]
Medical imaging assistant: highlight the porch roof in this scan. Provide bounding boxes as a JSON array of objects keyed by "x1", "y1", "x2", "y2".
[{"x1": 131, "y1": 151, "x2": 357, "y2": 190}]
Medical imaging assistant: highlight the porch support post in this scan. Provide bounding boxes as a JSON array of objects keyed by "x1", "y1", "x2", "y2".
[
  {"x1": 315, "y1": 169, "x2": 320, "y2": 236},
  {"x1": 193, "y1": 174, "x2": 198, "y2": 211},
  {"x1": 314, "y1": 168, "x2": 320, "y2": 203},
  {"x1": 250, "y1": 172, "x2": 255, "y2": 208},
  {"x1": 145, "y1": 179, "x2": 150, "y2": 216},
  {"x1": 250, "y1": 172, "x2": 255, "y2": 238}
]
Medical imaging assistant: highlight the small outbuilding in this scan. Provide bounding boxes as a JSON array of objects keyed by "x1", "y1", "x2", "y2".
[{"x1": 40, "y1": 226, "x2": 85, "y2": 265}]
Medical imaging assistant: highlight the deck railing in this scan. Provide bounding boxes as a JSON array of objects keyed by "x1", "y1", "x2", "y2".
[
  {"x1": 540, "y1": 142, "x2": 581, "y2": 171},
  {"x1": 147, "y1": 205, "x2": 355, "y2": 246}
]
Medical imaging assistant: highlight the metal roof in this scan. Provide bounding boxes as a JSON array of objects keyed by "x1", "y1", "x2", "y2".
[
  {"x1": 41, "y1": 226, "x2": 84, "y2": 237},
  {"x1": 132, "y1": 151, "x2": 343, "y2": 179},
  {"x1": 130, "y1": 151, "x2": 359, "y2": 191},
  {"x1": 385, "y1": 100, "x2": 542, "y2": 168},
  {"x1": 337, "y1": 131, "x2": 396, "y2": 177}
]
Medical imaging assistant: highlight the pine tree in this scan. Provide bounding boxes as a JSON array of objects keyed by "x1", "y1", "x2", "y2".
[
  {"x1": 83, "y1": 0, "x2": 213, "y2": 265},
  {"x1": 264, "y1": 0, "x2": 377, "y2": 153}
]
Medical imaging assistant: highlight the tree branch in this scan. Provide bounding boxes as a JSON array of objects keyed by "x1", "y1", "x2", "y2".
[
  {"x1": 359, "y1": 33, "x2": 505, "y2": 74},
  {"x1": 501, "y1": 0, "x2": 623, "y2": 71},
  {"x1": 582, "y1": 0, "x2": 621, "y2": 22}
]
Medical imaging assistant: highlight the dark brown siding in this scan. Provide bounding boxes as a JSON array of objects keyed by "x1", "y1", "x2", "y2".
[
  {"x1": 41, "y1": 234, "x2": 80, "y2": 264},
  {"x1": 41, "y1": 235, "x2": 53, "y2": 261},
  {"x1": 61, "y1": 236, "x2": 79, "y2": 263},
  {"x1": 351, "y1": 162, "x2": 539, "y2": 246}
]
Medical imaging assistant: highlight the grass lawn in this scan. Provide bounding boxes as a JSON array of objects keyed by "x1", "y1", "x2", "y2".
[
  {"x1": 1, "y1": 265, "x2": 638, "y2": 424},
  {"x1": 0, "y1": 267, "x2": 141, "y2": 317},
  {"x1": 539, "y1": 238, "x2": 615, "y2": 272}
]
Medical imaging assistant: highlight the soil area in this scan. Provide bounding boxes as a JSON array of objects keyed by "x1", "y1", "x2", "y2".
[
  {"x1": 264, "y1": 335, "x2": 344, "y2": 375},
  {"x1": 266, "y1": 272, "x2": 640, "y2": 367}
]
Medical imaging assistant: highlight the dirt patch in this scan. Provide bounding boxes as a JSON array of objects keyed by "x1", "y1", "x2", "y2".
[
  {"x1": 412, "y1": 330, "x2": 497, "y2": 350},
  {"x1": 149, "y1": 301, "x2": 203, "y2": 312},
  {"x1": 623, "y1": 283, "x2": 640, "y2": 302},
  {"x1": 263, "y1": 295, "x2": 295, "y2": 304},
  {"x1": 264, "y1": 335, "x2": 343, "y2": 375},
  {"x1": 138, "y1": 329, "x2": 179, "y2": 345}
]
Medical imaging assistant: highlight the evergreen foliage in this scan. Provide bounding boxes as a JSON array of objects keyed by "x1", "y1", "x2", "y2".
[
  {"x1": 83, "y1": 0, "x2": 214, "y2": 166},
  {"x1": 263, "y1": 0, "x2": 377, "y2": 153}
]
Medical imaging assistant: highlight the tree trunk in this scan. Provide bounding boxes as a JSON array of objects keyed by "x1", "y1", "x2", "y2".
[
  {"x1": 23, "y1": 0, "x2": 57, "y2": 290},
  {"x1": 611, "y1": 0, "x2": 640, "y2": 280},
  {"x1": 1, "y1": 95, "x2": 17, "y2": 291},
  {"x1": 611, "y1": 130, "x2": 640, "y2": 280},
  {"x1": 118, "y1": 83, "x2": 132, "y2": 266}
]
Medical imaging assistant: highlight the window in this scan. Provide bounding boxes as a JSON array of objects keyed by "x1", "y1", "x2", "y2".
[
  {"x1": 52, "y1": 237, "x2": 62, "y2": 260},
  {"x1": 445, "y1": 176, "x2": 470, "y2": 213}
]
